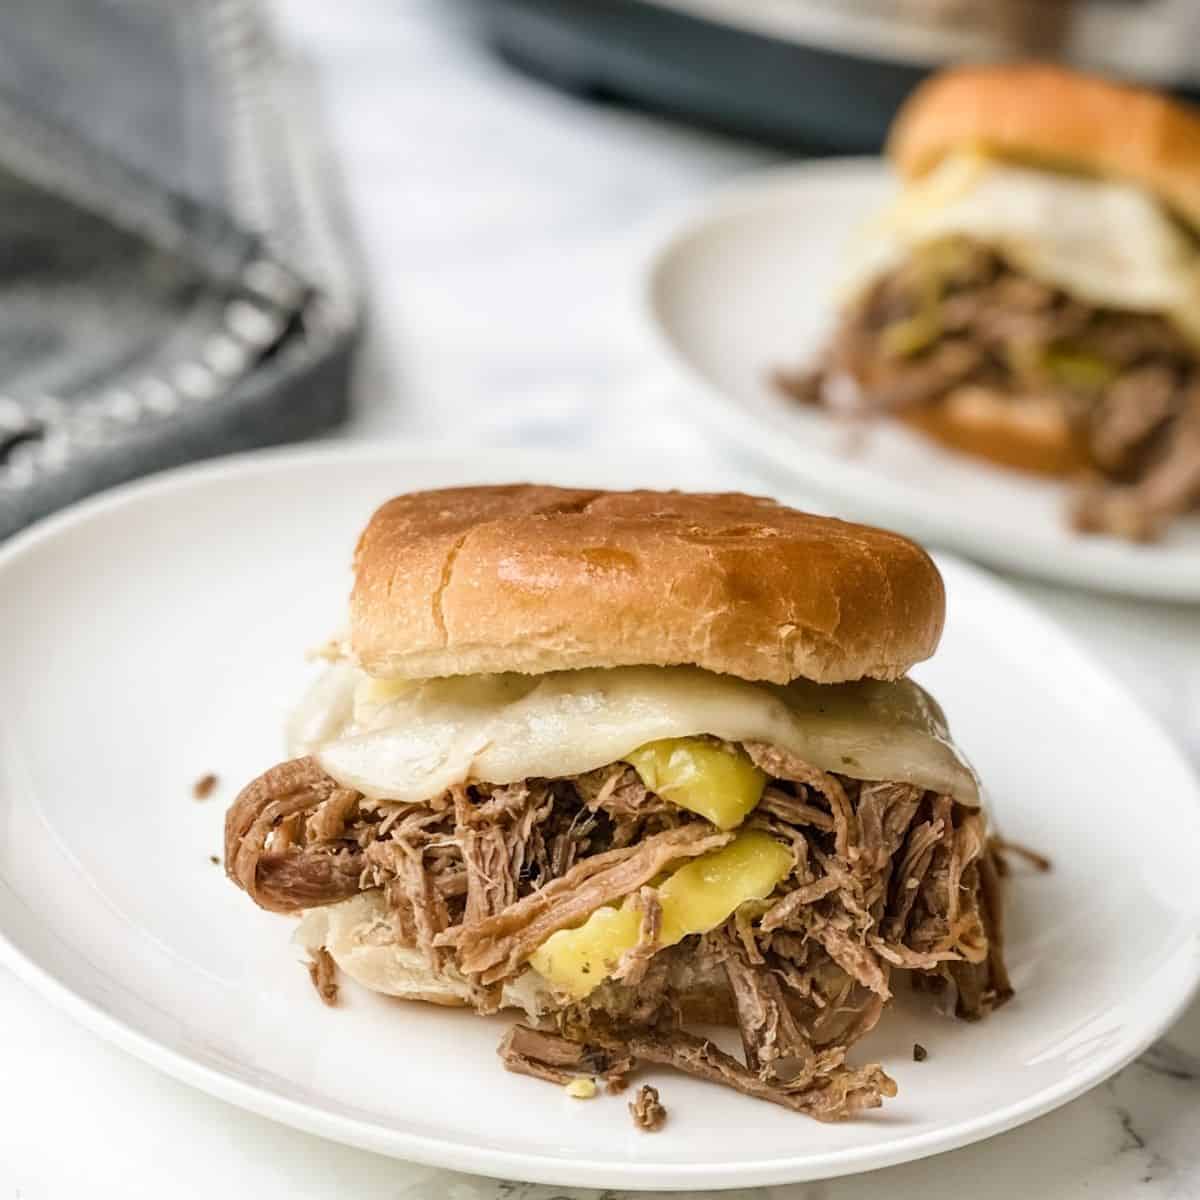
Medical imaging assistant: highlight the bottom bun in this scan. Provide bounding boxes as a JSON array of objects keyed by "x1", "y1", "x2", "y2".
[
  {"x1": 295, "y1": 891, "x2": 549, "y2": 1015},
  {"x1": 296, "y1": 890, "x2": 736, "y2": 1025},
  {"x1": 901, "y1": 386, "x2": 1087, "y2": 477}
]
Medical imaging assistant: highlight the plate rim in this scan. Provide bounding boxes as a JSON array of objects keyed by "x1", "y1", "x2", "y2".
[
  {"x1": 2, "y1": 441, "x2": 1199, "y2": 1189},
  {"x1": 642, "y1": 157, "x2": 1200, "y2": 602}
]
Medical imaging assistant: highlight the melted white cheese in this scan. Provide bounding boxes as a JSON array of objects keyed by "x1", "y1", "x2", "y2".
[
  {"x1": 848, "y1": 152, "x2": 1200, "y2": 343},
  {"x1": 289, "y1": 663, "x2": 980, "y2": 807}
]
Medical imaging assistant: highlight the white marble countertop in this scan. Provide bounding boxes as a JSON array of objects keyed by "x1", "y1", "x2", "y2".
[{"x1": 2, "y1": 2, "x2": 1198, "y2": 1196}]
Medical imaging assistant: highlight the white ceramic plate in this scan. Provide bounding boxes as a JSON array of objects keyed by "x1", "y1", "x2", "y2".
[
  {"x1": 1, "y1": 444, "x2": 1198, "y2": 1191},
  {"x1": 646, "y1": 159, "x2": 1200, "y2": 600}
]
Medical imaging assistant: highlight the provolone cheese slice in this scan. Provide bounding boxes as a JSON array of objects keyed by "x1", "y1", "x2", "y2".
[
  {"x1": 289, "y1": 662, "x2": 980, "y2": 808},
  {"x1": 847, "y1": 152, "x2": 1200, "y2": 344}
]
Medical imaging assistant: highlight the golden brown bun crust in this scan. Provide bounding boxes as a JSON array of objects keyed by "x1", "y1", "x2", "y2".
[
  {"x1": 901, "y1": 389, "x2": 1089, "y2": 478},
  {"x1": 888, "y1": 64, "x2": 1200, "y2": 232},
  {"x1": 350, "y1": 485, "x2": 944, "y2": 685}
]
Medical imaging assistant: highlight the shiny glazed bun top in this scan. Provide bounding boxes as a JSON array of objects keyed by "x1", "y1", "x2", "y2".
[{"x1": 349, "y1": 485, "x2": 945, "y2": 686}]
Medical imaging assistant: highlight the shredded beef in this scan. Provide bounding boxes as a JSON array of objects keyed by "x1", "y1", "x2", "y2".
[
  {"x1": 498, "y1": 1024, "x2": 634, "y2": 1088},
  {"x1": 757, "y1": 785, "x2": 836, "y2": 833},
  {"x1": 971, "y1": 844, "x2": 1015, "y2": 1018},
  {"x1": 441, "y1": 825, "x2": 732, "y2": 984},
  {"x1": 630, "y1": 1084, "x2": 667, "y2": 1131},
  {"x1": 224, "y1": 757, "x2": 365, "y2": 913},
  {"x1": 455, "y1": 783, "x2": 529, "y2": 925},
  {"x1": 783, "y1": 235, "x2": 1200, "y2": 540},
  {"x1": 760, "y1": 875, "x2": 839, "y2": 931},
  {"x1": 744, "y1": 743, "x2": 858, "y2": 856},
  {"x1": 379, "y1": 841, "x2": 453, "y2": 973},
  {"x1": 306, "y1": 947, "x2": 339, "y2": 1006},
  {"x1": 814, "y1": 920, "x2": 892, "y2": 999},
  {"x1": 991, "y1": 837, "x2": 1053, "y2": 874},
  {"x1": 192, "y1": 773, "x2": 218, "y2": 801},
  {"x1": 305, "y1": 787, "x2": 359, "y2": 843},
  {"x1": 586, "y1": 1026, "x2": 896, "y2": 1122},
  {"x1": 1090, "y1": 365, "x2": 1178, "y2": 472},
  {"x1": 612, "y1": 887, "x2": 663, "y2": 985},
  {"x1": 722, "y1": 933, "x2": 838, "y2": 1088},
  {"x1": 1071, "y1": 387, "x2": 1200, "y2": 540},
  {"x1": 842, "y1": 340, "x2": 984, "y2": 412},
  {"x1": 228, "y1": 740, "x2": 1012, "y2": 1120},
  {"x1": 575, "y1": 765, "x2": 672, "y2": 821}
]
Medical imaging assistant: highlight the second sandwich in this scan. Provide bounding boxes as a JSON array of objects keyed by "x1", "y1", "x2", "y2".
[
  {"x1": 226, "y1": 485, "x2": 1011, "y2": 1119},
  {"x1": 781, "y1": 65, "x2": 1200, "y2": 542}
]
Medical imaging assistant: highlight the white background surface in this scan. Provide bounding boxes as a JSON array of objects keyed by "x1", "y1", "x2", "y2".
[{"x1": 2, "y1": 2, "x2": 1199, "y2": 1196}]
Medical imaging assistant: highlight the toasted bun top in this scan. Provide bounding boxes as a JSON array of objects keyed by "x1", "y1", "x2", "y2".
[
  {"x1": 888, "y1": 64, "x2": 1200, "y2": 233},
  {"x1": 349, "y1": 486, "x2": 944, "y2": 685}
]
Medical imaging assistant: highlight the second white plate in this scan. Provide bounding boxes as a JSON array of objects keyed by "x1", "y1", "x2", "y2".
[
  {"x1": 1, "y1": 445, "x2": 1198, "y2": 1189},
  {"x1": 646, "y1": 159, "x2": 1200, "y2": 600}
]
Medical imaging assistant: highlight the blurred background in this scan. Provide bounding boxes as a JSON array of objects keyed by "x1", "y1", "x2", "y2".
[
  {"x1": 476, "y1": 0, "x2": 1199, "y2": 151},
  {"x1": 4, "y1": 0, "x2": 1200, "y2": 538}
]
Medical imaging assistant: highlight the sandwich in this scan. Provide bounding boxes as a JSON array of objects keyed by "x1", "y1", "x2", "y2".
[
  {"x1": 779, "y1": 64, "x2": 1200, "y2": 541},
  {"x1": 225, "y1": 485, "x2": 1011, "y2": 1120}
]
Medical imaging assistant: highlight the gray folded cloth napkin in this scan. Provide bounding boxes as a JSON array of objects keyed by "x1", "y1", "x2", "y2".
[{"x1": 0, "y1": 0, "x2": 360, "y2": 538}]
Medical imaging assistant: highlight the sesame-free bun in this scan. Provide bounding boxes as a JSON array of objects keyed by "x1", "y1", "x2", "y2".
[
  {"x1": 298, "y1": 890, "x2": 739, "y2": 1023},
  {"x1": 888, "y1": 64, "x2": 1200, "y2": 233},
  {"x1": 349, "y1": 485, "x2": 944, "y2": 685},
  {"x1": 900, "y1": 388, "x2": 1089, "y2": 478}
]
